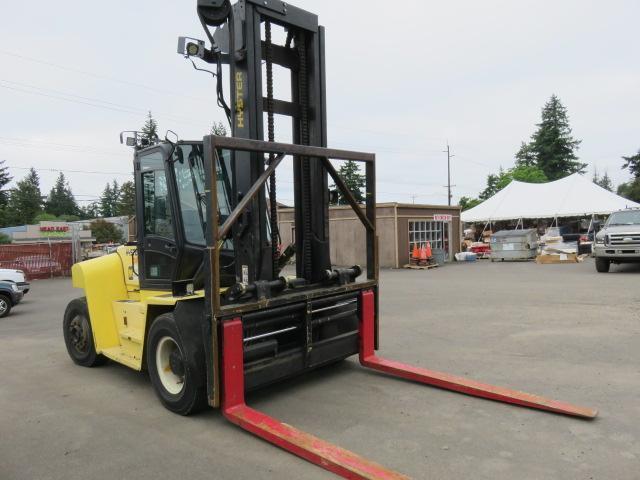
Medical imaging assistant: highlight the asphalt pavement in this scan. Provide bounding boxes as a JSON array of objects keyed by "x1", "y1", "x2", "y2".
[{"x1": 1, "y1": 259, "x2": 638, "y2": 479}]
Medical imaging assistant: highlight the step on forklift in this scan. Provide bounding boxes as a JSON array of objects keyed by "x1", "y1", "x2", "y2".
[{"x1": 63, "y1": 1, "x2": 597, "y2": 478}]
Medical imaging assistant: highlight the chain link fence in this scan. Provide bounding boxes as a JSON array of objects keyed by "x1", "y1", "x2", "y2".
[{"x1": 0, "y1": 243, "x2": 73, "y2": 280}]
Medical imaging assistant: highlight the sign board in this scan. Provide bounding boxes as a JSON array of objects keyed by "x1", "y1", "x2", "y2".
[
  {"x1": 39, "y1": 225, "x2": 70, "y2": 238},
  {"x1": 433, "y1": 214, "x2": 452, "y2": 222}
]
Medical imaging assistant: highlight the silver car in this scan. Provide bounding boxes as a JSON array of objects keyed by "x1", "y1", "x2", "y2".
[{"x1": 593, "y1": 208, "x2": 640, "y2": 272}]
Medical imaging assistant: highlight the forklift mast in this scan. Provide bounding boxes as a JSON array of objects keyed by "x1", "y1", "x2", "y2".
[{"x1": 196, "y1": 0, "x2": 330, "y2": 285}]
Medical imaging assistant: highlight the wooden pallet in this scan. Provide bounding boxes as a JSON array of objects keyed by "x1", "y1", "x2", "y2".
[{"x1": 403, "y1": 263, "x2": 439, "y2": 270}]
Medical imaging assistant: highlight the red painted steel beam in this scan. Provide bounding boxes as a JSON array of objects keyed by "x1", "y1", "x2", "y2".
[
  {"x1": 358, "y1": 290, "x2": 597, "y2": 419},
  {"x1": 221, "y1": 318, "x2": 410, "y2": 480}
]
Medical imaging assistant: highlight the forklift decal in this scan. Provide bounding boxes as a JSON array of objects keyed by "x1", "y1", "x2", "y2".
[{"x1": 235, "y1": 72, "x2": 244, "y2": 128}]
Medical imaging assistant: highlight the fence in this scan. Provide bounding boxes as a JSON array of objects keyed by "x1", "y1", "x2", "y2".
[{"x1": 0, "y1": 242, "x2": 73, "y2": 280}]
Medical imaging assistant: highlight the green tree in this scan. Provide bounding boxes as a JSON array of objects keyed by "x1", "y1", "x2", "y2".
[
  {"x1": 116, "y1": 181, "x2": 136, "y2": 216},
  {"x1": 100, "y1": 180, "x2": 120, "y2": 217},
  {"x1": 6, "y1": 168, "x2": 42, "y2": 225},
  {"x1": 0, "y1": 160, "x2": 13, "y2": 208},
  {"x1": 459, "y1": 196, "x2": 481, "y2": 211},
  {"x1": 518, "y1": 95, "x2": 585, "y2": 180},
  {"x1": 617, "y1": 148, "x2": 640, "y2": 203},
  {"x1": 514, "y1": 142, "x2": 536, "y2": 168},
  {"x1": 141, "y1": 111, "x2": 159, "y2": 144},
  {"x1": 479, "y1": 165, "x2": 548, "y2": 200},
  {"x1": 45, "y1": 172, "x2": 79, "y2": 217},
  {"x1": 211, "y1": 121, "x2": 228, "y2": 136},
  {"x1": 592, "y1": 169, "x2": 613, "y2": 191},
  {"x1": 34, "y1": 212, "x2": 59, "y2": 222},
  {"x1": 330, "y1": 160, "x2": 366, "y2": 205},
  {"x1": 90, "y1": 219, "x2": 123, "y2": 244},
  {"x1": 0, "y1": 232, "x2": 11, "y2": 244},
  {"x1": 617, "y1": 180, "x2": 640, "y2": 203},
  {"x1": 81, "y1": 201, "x2": 101, "y2": 219},
  {"x1": 621, "y1": 149, "x2": 640, "y2": 179}
]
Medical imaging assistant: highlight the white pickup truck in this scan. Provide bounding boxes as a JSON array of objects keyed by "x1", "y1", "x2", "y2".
[
  {"x1": 0, "y1": 268, "x2": 30, "y2": 294},
  {"x1": 593, "y1": 208, "x2": 640, "y2": 272}
]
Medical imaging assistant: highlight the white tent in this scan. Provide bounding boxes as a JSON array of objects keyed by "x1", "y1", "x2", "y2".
[{"x1": 461, "y1": 173, "x2": 640, "y2": 223}]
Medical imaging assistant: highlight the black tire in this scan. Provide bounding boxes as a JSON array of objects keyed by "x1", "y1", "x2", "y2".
[
  {"x1": 147, "y1": 313, "x2": 207, "y2": 415},
  {"x1": 63, "y1": 297, "x2": 107, "y2": 367},
  {"x1": 595, "y1": 257, "x2": 610, "y2": 273},
  {"x1": 0, "y1": 294, "x2": 12, "y2": 318}
]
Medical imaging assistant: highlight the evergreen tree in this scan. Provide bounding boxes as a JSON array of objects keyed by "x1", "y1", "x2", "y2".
[
  {"x1": 330, "y1": 160, "x2": 366, "y2": 205},
  {"x1": 81, "y1": 201, "x2": 101, "y2": 219},
  {"x1": 99, "y1": 180, "x2": 120, "y2": 217},
  {"x1": 116, "y1": 181, "x2": 136, "y2": 216},
  {"x1": 617, "y1": 180, "x2": 640, "y2": 203},
  {"x1": 592, "y1": 169, "x2": 613, "y2": 192},
  {"x1": 621, "y1": 149, "x2": 640, "y2": 179},
  {"x1": 211, "y1": 121, "x2": 228, "y2": 136},
  {"x1": 45, "y1": 172, "x2": 79, "y2": 216},
  {"x1": 141, "y1": 111, "x2": 159, "y2": 144},
  {"x1": 6, "y1": 168, "x2": 42, "y2": 225},
  {"x1": 514, "y1": 142, "x2": 536, "y2": 168},
  {"x1": 0, "y1": 160, "x2": 13, "y2": 208},
  {"x1": 617, "y1": 148, "x2": 640, "y2": 203},
  {"x1": 517, "y1": 95, "x2": 585, "y2": 180}
]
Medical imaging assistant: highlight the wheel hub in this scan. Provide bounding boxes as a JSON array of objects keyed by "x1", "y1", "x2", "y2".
[
  {"x1": 69, "y1": 316, "x2": 89, "y2": 353},
  {"x1": 169, "y1": 349, "x2": 185, "y2": 377},
  {"x1": 155, "y1": 336, "x2": 185, "y2": 395}
]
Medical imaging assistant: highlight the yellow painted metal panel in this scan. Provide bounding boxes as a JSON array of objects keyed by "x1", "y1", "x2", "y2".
[
  {"x1": 116, "y1": 245, "x2": 140, "y2": 291},
  {"x1": 111, "y1": 300, "x2": 146, "y2": 369},
  {"x1": 72, "y1": 254, "x2": 128, "y2": 352}
]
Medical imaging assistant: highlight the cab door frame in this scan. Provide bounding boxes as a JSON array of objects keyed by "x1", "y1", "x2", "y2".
[{"x1": 135, "y1": 144, "x2": 180, "y2": 291}]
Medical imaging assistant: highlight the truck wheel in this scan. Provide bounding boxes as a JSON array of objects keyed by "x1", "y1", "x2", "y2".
[
  {"x1": 0, "y1": 294, "x2": 12, "y2": 318},
  {"x1": 147, "y1": 313, "x2": 207, "y2": 415},
  {"x1": 595, "y1": 257, "x2": 610, "y2": 273},
  {"x1": 63, "y1": 297, "x2": 107, "y2": 367}
]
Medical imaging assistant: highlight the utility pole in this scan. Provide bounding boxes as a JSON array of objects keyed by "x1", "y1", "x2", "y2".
[{"x1": 443, "y1": 143, "x2": 454, "y2": 206}]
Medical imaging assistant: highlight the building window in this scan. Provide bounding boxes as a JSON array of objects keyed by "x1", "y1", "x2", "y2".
[{"x1": 408, "y1": 220, "x2": 449, "y2": 259}]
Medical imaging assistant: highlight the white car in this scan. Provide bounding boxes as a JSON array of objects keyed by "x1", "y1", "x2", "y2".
[{"x1": 0, "y1": 268, "x2": 30, "y2": 294}]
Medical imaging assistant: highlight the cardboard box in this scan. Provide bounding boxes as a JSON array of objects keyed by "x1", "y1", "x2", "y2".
[{"x1": 535, "y1": 253, "x2": 585, "y2": 264}]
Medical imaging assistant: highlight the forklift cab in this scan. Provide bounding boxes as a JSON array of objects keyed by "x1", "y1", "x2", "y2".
[{"x1": 134, "y1": 141, "x2": 235, "y2": 291}]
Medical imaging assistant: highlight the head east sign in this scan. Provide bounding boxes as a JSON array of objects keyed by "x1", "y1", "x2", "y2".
[{"x1": 39, "y1": 225, "x2": 70, "y2": 237}]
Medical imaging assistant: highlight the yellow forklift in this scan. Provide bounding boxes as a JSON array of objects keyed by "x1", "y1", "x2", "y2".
[{"x1": 63, "y1": 1, "x2": 596, "y2": 478}]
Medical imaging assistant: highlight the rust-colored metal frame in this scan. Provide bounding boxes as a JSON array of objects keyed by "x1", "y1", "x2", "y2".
[{"x1": 203, "y1": 135, "x2": 378, "y2": 407}]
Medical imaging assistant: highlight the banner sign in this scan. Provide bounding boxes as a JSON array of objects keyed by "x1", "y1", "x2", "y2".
[
  {"x1": 39, "y1": 225, "x2": 70, "y2": 237},
  {"x1": 433, "y1": 214, "x2": 453, "y2": 222}
]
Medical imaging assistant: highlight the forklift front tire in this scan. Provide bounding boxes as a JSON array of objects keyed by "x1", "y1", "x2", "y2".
[
  {"x1": 147, "y1": 313, "x2": 207, "y2": 416},
  {"x1": 63, "y1": 297, "x2": 107, "y2": 367}
]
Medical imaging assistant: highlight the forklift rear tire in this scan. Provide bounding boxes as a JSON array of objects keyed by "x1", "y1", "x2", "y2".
[
  {"x1": 595, "y1": 257, "x2": 610, "y2": 273},
  {"x1": 147, "y1": 313, "x2": 207, "y2": 415},
  {"x1": 63, "y1": 297, "x2": 107, "y2": 367}
]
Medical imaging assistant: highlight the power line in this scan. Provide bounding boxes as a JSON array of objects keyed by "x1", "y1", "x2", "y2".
[
  {"x1": 3, "y1": 164, "x2": 132, "y2": 176},
  {"x1": 0, "y1": 49, "x2": 203, "y2": 102},
  {"x1": 0, "y1": 136, "x2": 124, "y2": 158},
  {"x1": 0, "y1": 79, "x2": 211, "y2": 128}
]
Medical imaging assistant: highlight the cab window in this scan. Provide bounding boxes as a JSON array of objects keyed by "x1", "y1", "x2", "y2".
[{"x1": 141, "y1": 152, "x2": 174, "y2": 239}]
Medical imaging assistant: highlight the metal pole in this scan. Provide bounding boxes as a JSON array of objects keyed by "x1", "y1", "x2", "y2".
[{"x1": 443, "y1": 143, "x2": 454, "y2": 206}]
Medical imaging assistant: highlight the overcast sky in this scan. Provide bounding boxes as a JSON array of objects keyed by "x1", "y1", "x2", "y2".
[{"x1": 1, "y1": 0, "x2": 639, "y2": 207}]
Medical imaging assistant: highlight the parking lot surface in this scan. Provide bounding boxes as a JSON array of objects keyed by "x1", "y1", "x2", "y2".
[{"x1": 1, "y1": 259, "x2": 639, "y2": 479}]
